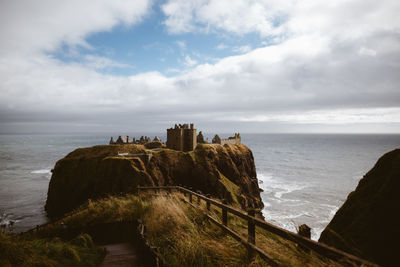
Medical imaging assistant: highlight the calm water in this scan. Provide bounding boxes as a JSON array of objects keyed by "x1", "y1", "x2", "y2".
[{"x1": 1, "y1": 133, "x2": 399, "y2": 239}]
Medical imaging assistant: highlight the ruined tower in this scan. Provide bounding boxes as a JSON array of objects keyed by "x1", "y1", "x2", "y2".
[{"x1": 166, "y1": 123, "x2": 197, "y2": 152}]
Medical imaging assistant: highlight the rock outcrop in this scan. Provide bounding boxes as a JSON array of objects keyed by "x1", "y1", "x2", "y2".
[
  {"x1": 319, "y1": 148, "x2": 400, "y2": 267},
  {"x1": 45, "y1": 144, "x2": 263, "y2": 219}
]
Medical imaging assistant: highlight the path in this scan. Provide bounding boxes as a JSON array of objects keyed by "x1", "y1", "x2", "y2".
[{"x1": 100, "y1": 242, "x2": 138, "y2": 267}]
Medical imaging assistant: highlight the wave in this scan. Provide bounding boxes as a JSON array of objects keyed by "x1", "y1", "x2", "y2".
[
  {"x1": 258, "y1": 172, "x2": 335, "y2": 240},
  {"x1": 263, "y1": 211, "x2": 308, "y2": 221},
  {"x1": 263, "y1": 209, "x2": 332, "y2": 240},
  {"x1": 258, "y1": 172, "x2": 308, "y2": 200},
  {"x1": 31, "y1": 169, "x2": 51, "y2": 174},
  {"x1": 318, "y1": 205, "x2": 339, "y2": 224},
  {"x1": 30, "y1": 169, "x2": 52, "y2": 180},
  {"x1": 0, "y1": 213, "x2": 19, "y2": 227}
]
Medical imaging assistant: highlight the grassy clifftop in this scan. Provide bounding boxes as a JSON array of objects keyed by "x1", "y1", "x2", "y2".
[
  {"x1": 45, "y1": 144, "x2": 263, "y2": 219},
  {"x1": 38, "y1": 192, "x2": 341, "y2": 266}
]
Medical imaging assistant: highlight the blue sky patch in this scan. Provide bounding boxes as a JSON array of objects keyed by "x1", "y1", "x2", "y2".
[{"x1": 51, "y1": 5, "x2": 268, "y2": 76}]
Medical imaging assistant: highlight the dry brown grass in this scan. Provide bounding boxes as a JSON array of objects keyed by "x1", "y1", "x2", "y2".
[
  {"x1": 142, "y1": 193, "x2": 260, "y2": 266},
  {"x1": 178, "y1": 192, "x2": 344, "y2": 267},
  {"x1": 35, "y1": 192, "x2": 346, "y2": 266},
  {"x1": 0, "y1": 232, "x2": 104, "y2": 267}
]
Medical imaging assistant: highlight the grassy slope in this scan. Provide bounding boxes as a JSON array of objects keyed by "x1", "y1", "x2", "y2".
[
  {"x1": 33, "y1": 193, "x2": 342, "y2": 266},
  {"x1": 0, "y1": 233, "x2": 104, "y2": 267}
]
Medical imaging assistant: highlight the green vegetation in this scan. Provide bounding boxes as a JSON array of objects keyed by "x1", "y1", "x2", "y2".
[
  {"x1": 217, "y1": 170, "x2": 241, "y2": 206},
  {"x1": 38, "y1": 195, "x2": 149, "y2": 238},
  {"x1": 46, "y1": 143, "x2": 263, "y2": 220},
  {"x1": 0, "y1": 233, "x2": 104, "y2": 267},
  {"x1": 29, "y1": 192, "x2": 342, "y2": 266}
]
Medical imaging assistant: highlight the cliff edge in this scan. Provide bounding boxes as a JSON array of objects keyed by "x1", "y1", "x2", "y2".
[
  {"x1": 45, "y1": 143, "x2": 263, "y2": 218},
  {"x1": 319, "y1": 148, "x2": 400, "y2": 267}
]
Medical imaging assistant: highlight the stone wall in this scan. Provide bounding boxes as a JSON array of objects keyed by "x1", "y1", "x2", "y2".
[
  {"x1": 166, "y1": 128, "x2": 184, "y2": 151},
  {"x1": 110, "y1": 135, "x2": 159, "y2": 145},
  {"x1": 213, "y1": 133, "x2": 241, "y2": 145},
  {"x1": 166, "y1": 123, "x2": 197, "y2": 152},
  {"x1": 220, "y1": 137, "x2": 241, "y2": 145}
]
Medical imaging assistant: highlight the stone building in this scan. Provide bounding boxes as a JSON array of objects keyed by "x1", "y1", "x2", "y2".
[
  {"x1": 212, "y1": 133, "x2": 241, "y2": 145},
  {"x1": 109, "y1": 135, "x2": 160, "y2": 145},
  {"x1": 212, "y1": 134, "x2": 221, "y2": 144},
  {"x1": 116, "y1": 136, "x2": 130, "y2": 144},
  {"x1": 197, "y1": 131, "x2": 205, "y2": 144},
  {"x1": 166, "y1": 123, "x2": 197, "y2": 152},
  {"x1": 109, "y1": 124, "x2": 239, "y2": 150}
]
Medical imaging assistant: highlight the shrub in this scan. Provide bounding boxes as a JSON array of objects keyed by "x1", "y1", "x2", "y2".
[{"x1": 62, "y1": 246, "x2": 81, "y2": 262}]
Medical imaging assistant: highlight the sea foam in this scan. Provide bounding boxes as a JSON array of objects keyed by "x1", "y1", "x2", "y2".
[{"x1": 31, "y1": 169, "x2": 51, "y2": 174}]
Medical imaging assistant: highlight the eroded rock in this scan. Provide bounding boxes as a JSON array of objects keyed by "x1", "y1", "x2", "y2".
[{"x1": 45, "y1": 144, "x2": 263, "y2": 219}]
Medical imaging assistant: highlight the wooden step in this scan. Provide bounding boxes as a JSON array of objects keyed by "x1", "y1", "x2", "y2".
[{"x1": 100, "y1": 242, "x2": 138, "y2": 267}]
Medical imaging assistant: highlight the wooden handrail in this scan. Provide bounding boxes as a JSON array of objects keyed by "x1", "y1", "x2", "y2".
[{"x1": 137, "y1": 185, "x2": 380, "y2": 267}]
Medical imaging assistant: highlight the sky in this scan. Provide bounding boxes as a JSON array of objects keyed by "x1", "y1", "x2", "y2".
[{"x1": 0, "y1": 0, "x2": 400, "y2": 134}]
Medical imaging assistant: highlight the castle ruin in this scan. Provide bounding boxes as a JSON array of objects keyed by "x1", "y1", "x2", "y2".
[
  {"x1": 166, "y1": 123, "x2": 197, "y2": 152},
  {"x1": 109, "y1": 135, "x2": 160, "y2": 145},
  {"x1": 212, "y1": 133, "x2": 241, "y2": 145},
  {"x1": 109, "y1": 124, "x2": 240, "y2": 152}
]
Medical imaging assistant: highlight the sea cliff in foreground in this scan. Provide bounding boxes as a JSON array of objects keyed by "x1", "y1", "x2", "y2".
[
  {"x1": 320, "y1": 148, "x2": 400, "y2": 267},
  {"x1": 45, "y1": 143, "x2": 263, "y2": 218}
]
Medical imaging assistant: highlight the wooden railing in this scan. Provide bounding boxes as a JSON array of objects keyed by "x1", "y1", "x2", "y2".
[{"x1": 137, "y1": 185, "x2": 379, "y2": 267}]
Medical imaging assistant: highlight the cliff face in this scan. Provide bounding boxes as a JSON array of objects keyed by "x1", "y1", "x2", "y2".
[
  {"x1": 45, "y1": 144, "x2": 263, "y2": 218},
  {"x1": 319, "y1": 148, "x2": 400, "y2": 267}
]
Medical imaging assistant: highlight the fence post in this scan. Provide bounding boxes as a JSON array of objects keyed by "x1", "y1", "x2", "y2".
[
  {"x1": 247, "y1": 209, "x2": 256, "y2": 245},
  {"x1": 222, "y1": 207, "x2": 228, "y2": 226},
  {"x1": 206, "y1": 200, "x2": 210, "y2": 211},
  {"x1": 189, "y1": 193, "x2": 193, "y2": 203},
  {"x1": 197, "y1": 192, "x2": 201, "y2": 205}
]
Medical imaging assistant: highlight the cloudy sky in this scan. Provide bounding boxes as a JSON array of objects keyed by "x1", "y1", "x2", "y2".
[{"x1": 1, "y1": 0, "x2": 400, "y2": 134}]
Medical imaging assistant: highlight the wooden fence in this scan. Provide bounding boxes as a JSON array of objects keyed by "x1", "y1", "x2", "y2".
[{"x1": 137, "y1": 185, "x2": 379, "y2": 267}]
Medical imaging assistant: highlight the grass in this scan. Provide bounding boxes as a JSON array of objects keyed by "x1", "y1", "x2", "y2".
[
  {"x1": 16, "y1": 192, "x2": 346, "y2": 266},
  {"x1": 38, "y1": 195, "x2": 149, "y2": 237},
  {"x1": 189, "y1": 195, "x2": 342, "y2": 267},
  {"x1": 143, "y1": 193, "x2": 256, "y2": 266},
  {"x1": 217, "y1": 171, "x2": 241, "y2": 207},
  {"x1": 0, "y1": 233, "x2": 104, "y2": 267}
]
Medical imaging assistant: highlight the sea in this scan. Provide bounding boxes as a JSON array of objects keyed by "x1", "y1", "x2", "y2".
[{"x1": 1, "y1": 133, "x2": 399, "y2": 240}]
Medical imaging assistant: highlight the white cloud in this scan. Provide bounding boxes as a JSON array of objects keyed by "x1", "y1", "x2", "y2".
[
  {"x1": 216, "y1": 43, "x2": 228, "y2": 50},
  {"x1": 166, "y1": 68, "x2": 181, "y2": 73},
  {"x1": 176, "y1": 40, "x2": 187, "y2": 50},
  {"x1": 359, "y1": 47, "x2": 377, "y2": 57},
  {"x1": 162, "y1": 0, "x2": 400, "y2": 45},
  {"x1": 232, "y1": 45, "x2": 252, "y2": 53},
  {"x1": 0, "y1": 0, "x2": 152, "y2": 56},
  {"x1": 1, "y1": 0, "x2": 400, "y2": 133},
  {"x1": 183, "y1": 55, "x2": 198, "y2": 67},
  {"x1": 232, "y1": 108, "x2": 400, "y2": 124},
  {"x1": 162, "y1": 0, "x2": 290, "y2": 36},
  {"x1": 83, "y1": 55, "x2": 131, "y2": 70}
]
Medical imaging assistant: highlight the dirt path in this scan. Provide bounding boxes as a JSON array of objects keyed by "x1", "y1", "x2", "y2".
[{"x1": 100, "y1": 242, "x2": 138, "y2": 267}]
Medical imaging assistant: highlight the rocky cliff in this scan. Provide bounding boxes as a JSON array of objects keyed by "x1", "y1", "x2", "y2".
[
  {"x1": 319, "y1": 148, "x2": 400, "y2": 267},
  {"x1": 45, "y1": 144, "x2": 263, "y2": 219}
]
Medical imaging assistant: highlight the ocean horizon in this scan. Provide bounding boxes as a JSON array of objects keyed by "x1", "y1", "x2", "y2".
[{"x1": 1, "y1": 133, "x2": 399, "y2": 240}]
